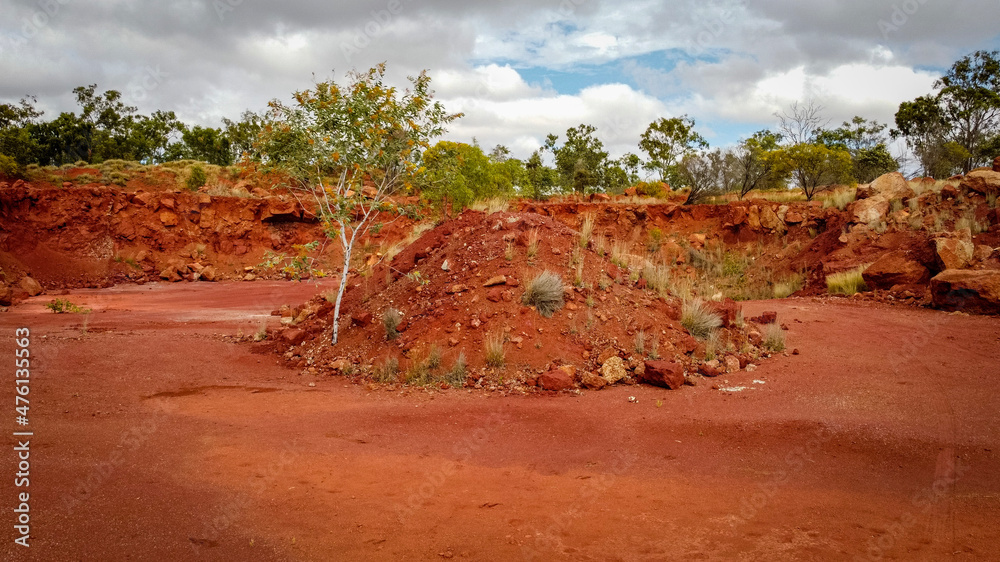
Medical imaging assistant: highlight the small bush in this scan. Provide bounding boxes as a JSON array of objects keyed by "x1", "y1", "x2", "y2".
[
  {"x1": 45, "y1": 298, "x2": 90, "y2": 314},
  {"x1": 484, "y1": 333, "x2": 505, "y2": 368},
  {"x1": 762, "y1": 323, "x2": 786, "y2": 353},
  {"x1": 826, "y1": 266, "x2": 868, "y2": 296},
  {"x1": 822, "y1": 189, "x2": 856, "y2": 211},
  {"x1": 382, "y1": 308, "x2": 403, "y2": 340},
  {"x1": 773, "y1": 274, "x2": 804, "y2": 299},
  {"x1": 526, "y1": 229, "x2": 539, "y2": 259},
  {"x1": 427, "y1": 345, "x2": 443, "y2": 370},
  {"x1": 646, "y1": 227, "x2": 663, "y2": 253},
  {"x1": 444, "y1": 352, "x2": 467, "y2": 386},
  {"x1": 641, "y1": 262, "x2": 671, "y2": 295},
  {"x1": 634, "y1": 330, "x2": 646, "y2": 355},
  {"x1": 522, "y1": 271, "x2": 565, "y2": 318},
  {"x1": 0, "y1": 154, "x2": 19, "y2": 177},
  {"x1": 634, "y1": 181, "x2": 666, "y2": 198},
  {"x1": 579, "y1": 215, "x2": 594, "y2": 248},
  {"x1": 186, "y1": 165, "x2": 207, "y2": 191},
  {"x1": 374, "y1": 357, "x2": 400, "y2": 383},
  {"x1": 681, "y1": 299, "x2": 723, "y2": 339}
]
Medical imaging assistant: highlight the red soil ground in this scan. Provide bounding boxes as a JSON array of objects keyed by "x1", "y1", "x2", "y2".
[{"x1": 2, "y1": 281, "x2": 998, "y2": 560}]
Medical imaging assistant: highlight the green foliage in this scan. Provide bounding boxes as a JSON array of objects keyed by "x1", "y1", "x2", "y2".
[
  {"x1": 775, "y1": 143, "x2": 853, "y2": 200},
  {"x1": 524, "y1": 149, "x2": 558, "y2": 200},
  {"x1": 522, "y1": 271, "x2": 565, "y2": 318},
  {"x1": 259, "y1": 241, "x2": 320, "y2": 280},
  {"x1": 678, "y1": 149, "x2": 738, "y2": 204},
  {"x1": 445, "y1": 352, "x2": 467, "y2": 386},
  {"x1": 257, "y1": 64, "x2": 459, "y2": 345},
  {"x1": 633, "y1": 181, "x2": 667, "y2": 198},
  {"x1": 639, "y1": 116, "x2": 708, "y2": 186},
  {"x1": 681, "y1": 299, "x2": 722, "y2": 339},
  {"x1": 420, "y1": 140, "x2": 522, "y2": 210},
  {"x1": 545, "y1": 124, "x2": 609, "y2": 194},
  {"x1": 45, "y1": 298, "x2": 91, "y2": 314},
  {"x1": 773, "y1": 274, "x2": 804, "y2": 298},
  {"x1": 185, "y1": 164, "x2": 207, "y2": 191},
  {"x1": 0, "y1": 153, "x2": 17, "y2": 177}
]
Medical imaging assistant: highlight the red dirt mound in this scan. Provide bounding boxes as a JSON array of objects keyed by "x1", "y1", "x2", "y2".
[{"x1": 271, "y1": 210, "x2": 778, "y2": 391}]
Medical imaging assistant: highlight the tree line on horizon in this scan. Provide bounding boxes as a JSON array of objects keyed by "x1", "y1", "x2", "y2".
[{"x1": 1, "y1": 50, "x2": 997, "y2": 206}]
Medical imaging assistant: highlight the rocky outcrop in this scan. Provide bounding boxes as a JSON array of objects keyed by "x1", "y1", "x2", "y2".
[
  {"x1": 862, "y1": 251, "x2": 931, "y2": 290},
  {"x1": 930, "y1": 269, "x2": 1000, "y2": 314},
  {"x1": 934, "y1": 231, "x2": 975, "y2": 271},
  {"x1": 960, "y1": 170, "x2": 1000, "y2": 197},
  {"x1": 852, "y1": 172, "x2": 914, "y2": 225}
]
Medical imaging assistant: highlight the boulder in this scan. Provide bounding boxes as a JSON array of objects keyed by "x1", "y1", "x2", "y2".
[
  {"x1": 0, "y1": 283, "x2": 12, "y2": 306},
  {"x1": 930, "y1": 269, "x2": 1000, "y2": 314},
  {"x1": 708, "y1": 299, "x2": 742, "y2": 328},
  {"x1": 759, "y1": 205, "x2": 785, "y2": 233},
  {"x1": 723, "y1": 355, "x2": 741, "y2": 373},
  {"x1": 851, "y1": 197, "x2": 889, "y2": 225},
  {"x1": 749, "y1": 311, "x2": 777, "y2": 325},
  {"x1": 351, "y1": 311, "x2": 373, "y2": 327},
  {"x1": 960, "y1": 170, "x2": 1000, "y2": 197},
  {"x1": 698, "y1": 360, "x2": 723, "y2": 377},
  {"x1": 280, "y1": 328, "x2": 308, "y2": 346},
  {"x1": 869, "y1": 172, "x2": 914, "y2": 200},
  {"x1": 199, "y1": 266, "x2": 217, "y2": 282},
  {"x1": 785, "y1": 210, "x2": 805, "y2": 224},
  {"x1": 483, "y1": 275, "x2": 507, "y2": 287},
  {"x1": 17, "y1": 276, "x2": 43, "y2": 297},
  {"x1": 994, "y1": 156, "x2": 1000, "y2": 173},
  {"x1": 639, "y1": 361, "x2": 685, "y2": 390},
  {"x1": 580, "y1": 372, "x2": 608, "y2": 390},
  {"x1": 935, "y1": 237, "x2": 974, "y2": 270},
  {"x1": 862, "y1": 251, "x2": 931, "y2": 290},
  {"x1": 538, "y1": 369, "x2": 575, "y2": 391},
  {"x1": 260, "y1": 197, "x2": 299, "y2": 221},
  {"x1": 600, "y1": 356, "x2": 628, "y2": 385},
  {"x1": 159, "y1": 211, "x2": 180, "y2": 226}
]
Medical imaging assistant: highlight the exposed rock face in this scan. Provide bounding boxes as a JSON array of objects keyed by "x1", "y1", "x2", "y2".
[
  {"x1": 0, "y1": 283, "x2": 12, "y2": 306},
  {"x1": 640, "y1": 361, "x2": 685, "y2": 389},
  {"x1": 851, "y1": 172, "x2": 914, "y2": 224},
  {"x1": 862, "y1": 251, "x2": 931, "y2": 290},
  {"x1": 960, "y1": 170, "x2": 1000, "y2": 197},
  {"x1": 930, "y1": 270, "x2": 1000, "y2": 314},
  {"x1": 935, "y1": 236, "x2": 974, "y2": 271},
  {"x1": 708, "y1": 299, "x2": 742, "y2": 328}
]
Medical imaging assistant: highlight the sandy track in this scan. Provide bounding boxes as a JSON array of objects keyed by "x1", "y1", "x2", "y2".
[{"x1": 2, "y1": 282, "x2": 998, "y2": 561}]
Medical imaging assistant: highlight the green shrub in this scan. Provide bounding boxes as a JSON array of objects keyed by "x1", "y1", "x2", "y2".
[
  {"x1": 826, "y1": 266, "x2": 868, "y2": 296},
  {"x1": 522, "y1": 270, "x2": 564, "y2": 318},
  {"x1": 773, "y1": 274, "x2": 804, "y2": 299},
  {"x1": 45, "y1": 298, "x2": 91, "y2": 314},
  {"x1": 0, "y1": 154, "x2": 19, "y2": 177},
  {"x1": 382, "y1": 308, "x2": 403, "y2": 340},
  {"x1": 681, "y1": 299, "x2": 722, "y2": 339},
  {"x1": 634, "y1": 181, "x2": 667, "y2": 198},
  {"x1": 186, "y1": 165, "x2": 207, "y2": 191}
]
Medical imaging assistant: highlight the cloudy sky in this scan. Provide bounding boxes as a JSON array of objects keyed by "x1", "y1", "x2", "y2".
[{"x1": 3, "y1": 0, "x2": 1000, "y2": 162}]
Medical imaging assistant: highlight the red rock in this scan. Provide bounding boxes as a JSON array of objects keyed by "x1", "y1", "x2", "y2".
[
  {"x1": 698, "y1": 360, "x2": 723, "y2": 377},
  {"x1": 395, "y1": 318, "x2": 408, "y2": 333},
  {"x1": 486, "y1": 288, "x2": 503, "y2": 302},
  {"x1": 749, "y1": 311, "x2": 777, "y2": 324},
  {"x1": 708, "y1": 299, "x2": 742, "y2": 328},
  {"x1": 960, "y1": 170, "x2": 1000, "y2": 197},
  {"x1": 483, "y1": 275, "x2": 507, "y2": 287},
  {"x1": 159, "y1": 211, "x2": 180, "y2": 226},
  {"x1": 580, "y1": 372, "x2": 608, "y2": 390},
  {"x1": 538, "y1": 369, "x2": 575, "y2": 391},
  {"x1": 640, "y1": 361, "x2": 685, "y2": 389},
  {"x1": 590, "y1": 193, "x2": 611, "y2": 202},
  {"x1": 446, "y1": 284, "x2": 468, "y2": 294},
  {"x1": 0, "y1": 283, "x2": 13, "y2": 306},
  {"x1": 930, "y1": 269, "x2": 1000, "y2": 314},
  {"x1": 280, "y1": 328, "x2": 307, "y2": 346},
  {"x1": 159, "y1": 268, "x2": 182, "y2": 282},
  {"x1": 940, "y1": 185, "x2": 959, "y2": 200},
  {"x1": 351, "y1": 311, "x2": 373, "y2": 327},
  {"x1": 200, "y1": 266, "x2": 217, "y2": 282},
  {"x1": 676, "y1": 335, "x2": 699, "y2": 354},
  {"x1": 785, "y1": 210, "x2": 804, "y2": 224},
  {"x1": 862, "y1": 251, "x2": 930, "y2": 290},
  {"x1": 17, "y1": 276, "x2": 43, "y2": 297}
]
